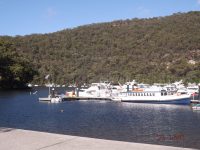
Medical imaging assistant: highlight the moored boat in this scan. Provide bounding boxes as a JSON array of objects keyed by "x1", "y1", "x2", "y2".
[
  {"x1": 112, "y1": 87, "x2": 191, "y2": 105},
  {"x1": 78, "y1": 82, "x2": 111, "y2": 98},
  {"x1": 192, "y1": 104, "x2": 200, "y2": 110}
]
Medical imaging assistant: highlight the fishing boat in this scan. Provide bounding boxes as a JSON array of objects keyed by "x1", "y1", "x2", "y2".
[
  {"x1": 112, "y1": 86, "x2": 191, "y2": 104},
  {"x1": 78, "y1": 82, "x2": 111, "y2": 98}
]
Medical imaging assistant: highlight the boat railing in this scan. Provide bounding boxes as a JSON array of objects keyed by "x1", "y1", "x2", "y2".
[{"x1": 116, "y1": 90, "x2": 173, "y2": 97}]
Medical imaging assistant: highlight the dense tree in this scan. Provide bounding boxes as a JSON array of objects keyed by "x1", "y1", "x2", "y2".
[
  {"x1": 0, "y1": 40, "x2": 37, "y2": 89},
  {"x1": 0, "y1": 11, "x2": 200, "y2": 85}
]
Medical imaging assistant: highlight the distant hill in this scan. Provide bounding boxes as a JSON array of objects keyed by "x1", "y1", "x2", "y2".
[{"x1": 1, "y1": 11, "x2": 200, "y2": 85}]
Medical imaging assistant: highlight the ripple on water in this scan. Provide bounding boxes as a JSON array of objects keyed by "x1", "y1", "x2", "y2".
[{"x1": 0, "y1": 87, "x2": 199, "y2": 149}]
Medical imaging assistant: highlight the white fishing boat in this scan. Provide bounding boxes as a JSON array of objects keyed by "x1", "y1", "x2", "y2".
[
  {"x1": 112, "y1": 86, "x2": 191, "y2": 104},
  {"x1": 78, "y1": 83, "x2": 111, "y2": 98}
]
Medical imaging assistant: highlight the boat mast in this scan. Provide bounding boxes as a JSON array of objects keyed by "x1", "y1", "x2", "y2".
[{"x1": 45, "y1": 74, "x2": 51, "y2": 96}]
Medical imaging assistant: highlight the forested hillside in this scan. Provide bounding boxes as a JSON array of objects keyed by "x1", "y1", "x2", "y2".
[
  {"x1": 1, "y1": 11, "x2": 200, "y2": 85},
  {"x1": 0, "y1": 41, "x2": 37, "y2": 89}
]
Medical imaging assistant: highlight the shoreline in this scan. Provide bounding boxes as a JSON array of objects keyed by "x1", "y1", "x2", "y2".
[{"x1": 0, "y1": 127, "x2": 195, "y2": 150}]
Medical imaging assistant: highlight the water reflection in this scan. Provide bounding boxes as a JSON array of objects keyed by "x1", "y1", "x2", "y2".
[{"x1": 0, "y1": 87, "x2": 200, "y2": 149}]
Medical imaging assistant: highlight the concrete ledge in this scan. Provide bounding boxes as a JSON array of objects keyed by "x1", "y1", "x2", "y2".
[{"x1": 0, "y1": 127, "x2": 195, "y2": 150}]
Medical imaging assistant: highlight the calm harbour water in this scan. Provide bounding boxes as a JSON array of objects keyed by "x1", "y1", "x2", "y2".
[{"x1": 0, "y1": 87, "x2": 200, "y2": 149}]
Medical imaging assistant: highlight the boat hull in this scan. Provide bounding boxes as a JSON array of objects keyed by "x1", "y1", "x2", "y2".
[
  {"x1": 114, "y1": 95, "x2": 191, "y2": 105},
  {"x1": 121, "y1": 98, "x2": 190, "y2": 105}
]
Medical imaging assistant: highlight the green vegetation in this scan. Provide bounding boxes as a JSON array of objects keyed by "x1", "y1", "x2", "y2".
[
  {"x1": 0, "y1": 40, "x2": 37, "y2": 89},
  {"x1": 0, "y1": 11, "x2": 200, "y2": 85}
]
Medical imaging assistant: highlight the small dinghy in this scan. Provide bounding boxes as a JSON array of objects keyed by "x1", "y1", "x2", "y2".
[{"x1": 192, "y1": 104, "x2": 200, "y2": 111}]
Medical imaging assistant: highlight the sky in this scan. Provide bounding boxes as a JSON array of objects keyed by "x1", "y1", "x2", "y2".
[{"x1": 0, "y1": 0, "x2": 200, "y2": 36}]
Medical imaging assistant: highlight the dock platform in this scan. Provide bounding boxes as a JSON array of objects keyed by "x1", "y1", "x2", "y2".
[
  {"x1": 191, "y1": 100, "x2": 200, "y2": 104},
  {"x1": 62, "y1": 96, "x2": 112, "y2": 101},
  {"x1": 0, "y1": 127, "x2": 194, "y2": 150},
  {"x1": 39, "y1": 96, "x2": 200, "y2": 104},
  {"x1": 38, "y1": 96, "x2": 112, "y2": 102}
]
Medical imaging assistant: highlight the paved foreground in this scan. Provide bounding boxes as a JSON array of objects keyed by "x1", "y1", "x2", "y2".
[{"x1": 0, "y1": 127, "x2": 195, "y2": 150}]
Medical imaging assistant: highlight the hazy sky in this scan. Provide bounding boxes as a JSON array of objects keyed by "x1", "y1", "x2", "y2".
[{"x1": 0, "y1": 0, "x2": 200, "y2": 36}]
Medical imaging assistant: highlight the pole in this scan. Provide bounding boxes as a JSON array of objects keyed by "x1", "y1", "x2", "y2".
[
  {"x1": 49, "y1": 85, "x2": 50, "y2": 96},
  {"x1": 198, "y1": 84, "x2": 200, "y2": 100},
  {"x1": 45, "y1": 74, "x2": 51, "y2": 97},
  {"x1": 127, "y1": 84, "x2": 129, "y2": 92},
  {"x1": 48, "y1": 80, "x2": 51, "y2": 97}
]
